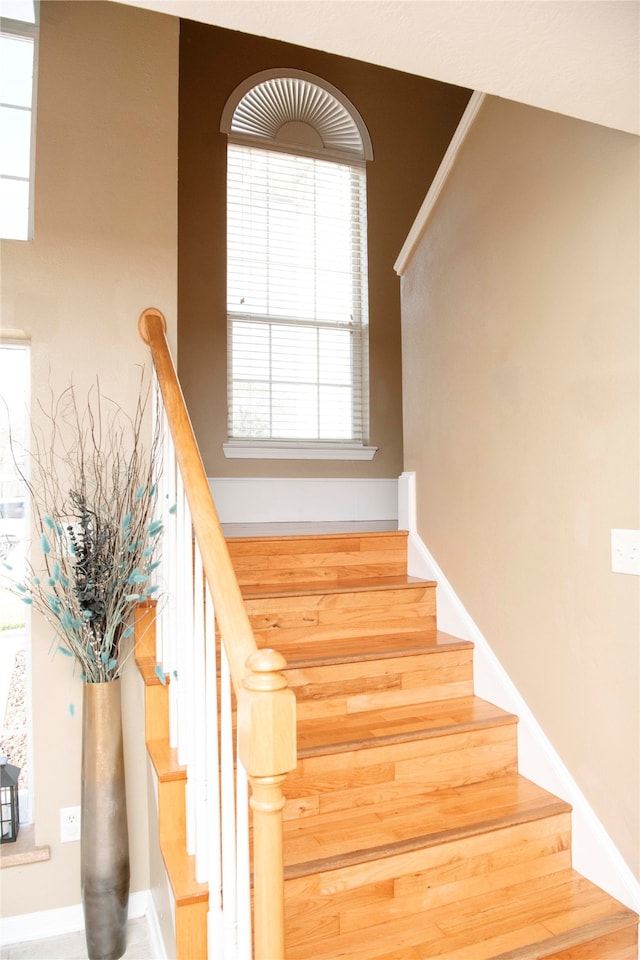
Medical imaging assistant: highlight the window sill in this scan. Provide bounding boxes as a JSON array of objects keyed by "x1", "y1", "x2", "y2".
[
  {"x1": 223, "y1": 441, "x2": 378, "y2": 461},
  {"x1": 0, "y1": 824, "x2": 50, "y2": 868}
]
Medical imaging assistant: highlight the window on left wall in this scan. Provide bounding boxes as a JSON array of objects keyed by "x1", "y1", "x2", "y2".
[
  {"x1": 0, "y1": 340, "x2": 31, "y2": 824},
  {"x1": 0, "y1": 0, "x2": 38, "y2": 241}
]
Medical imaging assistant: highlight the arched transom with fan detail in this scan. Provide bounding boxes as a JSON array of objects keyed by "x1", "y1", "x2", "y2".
[
  {"x1": 221, "y1": 69, "x2": 373, "y2": 163},
  {"x1": 221, "y1": 71, "x2": 375, "y2": 459}
]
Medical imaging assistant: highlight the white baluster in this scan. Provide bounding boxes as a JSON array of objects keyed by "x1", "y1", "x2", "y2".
[
  {"x1": 170, "y1": 471, "x2": 187, "y2": 752},
  {"x1": 193, "y1": 540, "x2": 209, "y2": 883},
  {"x1": 236, "y1": 745, "x2": 252, "y2": 959},
  {"x1": 178, "y1": 478, "x2": 197, "y2": 854},
  {"x1": 205, "y1": 582, "x2": 224, "y2": 957},
  {"x1": 220, "y1": 646, "x2": 238, "y2": 958},
  {"x1": 165, "y1": 432, "x2": 179, "y2": 749},
  {"x1": 162, "y1": 417, "x2": 176, "y2": 670}
]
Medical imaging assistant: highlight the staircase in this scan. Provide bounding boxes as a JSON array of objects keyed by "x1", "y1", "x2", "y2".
[
  {"x1": 137, "y1": 524, "x2": 638, "y2": 959},
  {"x1": 236, "y1": 528, "x2": 637, "y2": 958}
]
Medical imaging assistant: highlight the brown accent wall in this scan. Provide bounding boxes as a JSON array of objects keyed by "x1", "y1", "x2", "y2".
[
  {"x1": 401, "y1": 96, "x2": 640, "y2": 877},
  {"x1": 178, "y1": 20, "x2": 471, "y2": 478}
]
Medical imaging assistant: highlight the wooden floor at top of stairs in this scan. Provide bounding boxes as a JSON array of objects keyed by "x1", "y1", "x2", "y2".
[{"x1": 225, "y1": 529, "x2": 408, "y2": 549}]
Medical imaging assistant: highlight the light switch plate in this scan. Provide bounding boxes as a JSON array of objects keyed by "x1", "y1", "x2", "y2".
[{"x1": 611, "y1": 529, "x2": 640, "y2": 575}]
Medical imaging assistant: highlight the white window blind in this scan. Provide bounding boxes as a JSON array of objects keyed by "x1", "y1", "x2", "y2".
[{"x1": 227, "y1": 144, "x2": 369, "y2": 443}]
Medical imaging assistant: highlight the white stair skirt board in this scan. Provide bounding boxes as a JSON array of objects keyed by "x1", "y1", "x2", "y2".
[
  {"x1": 398, "y1": 470, "x2": 640, "y2": 914},
  {"x1": 0, "y1": 890, "x2": 154, "y2": 947},
  {"x1": 210, "y1": 477, "x2": 398, "y2": 525},
  {"x1": 146, "y1": 756, "x2": 176, "y2": 959}
]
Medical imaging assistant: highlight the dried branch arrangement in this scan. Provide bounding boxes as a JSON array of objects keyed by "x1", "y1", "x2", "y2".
[{"x1": 6, "y1": 376, "x2": 163, "y2": 682}]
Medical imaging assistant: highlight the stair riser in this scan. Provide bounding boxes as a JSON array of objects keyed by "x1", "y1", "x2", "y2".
[
  {"x1": 144, "y1": 681, "x2": 169, "y2": 742},
  {"x1": 158, "y1": 778, "x2": 187, "y2": 849},
  {"x1": 246, "y1": 585, "x2": 437, "y2": 647},
  {"x1": 285, "y1": 724, "x2": 518, "y2": 820},
  {"x1": 286, "y1": 648, "x2": 474, "y2": 720},
  {"x1": 176, "y1": 900, "x2": 208, "y2": 960},
  {"x1": 228, "y1": 533, "x2": 410, "y2": 587},
  {"x1": 134, "y1": 604, "x2": 170, "y2": 742},
  {"x1": 284, "y1": 813, "x2": 572, "y2": 950},
  {"x1": 134, "y1": 600, "x2": 158, "y2": 661},
  {"x1": 236, "y1": 557, "x2": 409, "y2": 587}
]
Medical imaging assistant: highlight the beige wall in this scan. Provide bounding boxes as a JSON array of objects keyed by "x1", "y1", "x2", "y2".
[
  {"x1": 401, "y1": 96, "x2": 639, "y2": 876},
  {"x1": 0, "y1": 0, "x2": 178, "y2": 917},
  {"x1": 178, "y1": 20, "x2": 471, "y2": 479}
]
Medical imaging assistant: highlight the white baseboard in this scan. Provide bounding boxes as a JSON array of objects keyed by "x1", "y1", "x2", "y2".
[
  {"x1": 144, "y1": 890, "x2": 168, "y2": 960},
  {"x1": 398, "y1": 471, "x2": 640, "y2": 913},
  {"x1": 210, "y1": 476, "x2": 398, "y2": 524},
  {"x1": 0, "y1": 889, "x2": 150, "y2": 946}
]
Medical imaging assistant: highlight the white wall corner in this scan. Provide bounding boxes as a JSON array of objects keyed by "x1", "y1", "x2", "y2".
[
  {"x1": 398, "y1": 471, "x2": 640, "y2": 914},
  {"x1": 397, "y1": 471, "x2": 416, "y2": 532}
]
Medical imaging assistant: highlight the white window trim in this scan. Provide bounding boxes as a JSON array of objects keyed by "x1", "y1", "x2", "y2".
[
  {"x1": 223, "y1": 440, "x2": 378, "y2": 461},
  {"x1": 0, "y1": 9, "x2": 39, "y2": 242}
]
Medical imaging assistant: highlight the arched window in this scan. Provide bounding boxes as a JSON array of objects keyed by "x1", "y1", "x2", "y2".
[{"x1": 221, "y1": 70, "x2": 375, "y2": 459}]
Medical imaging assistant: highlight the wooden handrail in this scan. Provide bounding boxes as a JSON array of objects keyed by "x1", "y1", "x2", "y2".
[
  {"x1": 138, "y1": 308, "x2": 296, "y2": 960},
  {"x1": 138, "y1": 307, "x2": 256, "y2": 689}
]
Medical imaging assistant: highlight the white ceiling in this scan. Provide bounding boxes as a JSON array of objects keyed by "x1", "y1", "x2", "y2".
[{"x1": 112, "y1": 0, "x2": 639, "y2": 135}]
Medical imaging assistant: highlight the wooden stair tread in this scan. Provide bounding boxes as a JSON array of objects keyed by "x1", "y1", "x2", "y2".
[
  {"x1": 162, "y1": 840, "x2": 208, "y2": 908},
  {"x1": 134, "y1": 654, "x2": 168, "y2": 687},
  {"x1": 241, "y1": 574, "x2": 435, "y2": 600},
  {"x1": 281, "y1": 774, "x2": 571, "y2": 877},
  {"x1": 147, "y1": 738, "x2": 186, "y2": 783},
  {"x1": 277, "y1": 629, "x2": 472, "y2": 668},
  {"x1": 226, "y1": 530, "x2": 408, "y2": 545},
  {"x1": 285, "y1": 869, "x2": 637, "y2": 960},
  {"x1": 296, "y1": 694, "x2": 517, "y2": 757},
  {"x1": 490, "y1": 913, "x2": 639, "y2": 960}
]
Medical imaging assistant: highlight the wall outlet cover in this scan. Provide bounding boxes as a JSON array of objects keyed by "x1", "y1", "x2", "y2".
[{"x1": 60, "y1": 805, "x2": 81, "y2": 843}]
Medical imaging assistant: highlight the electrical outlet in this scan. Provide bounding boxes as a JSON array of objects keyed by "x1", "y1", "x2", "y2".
[
  {"x1": 60, "y1": 805, "x2": 81, "y2": 843},
  {"x1": 611, "y1": 529, "x2": 640, "y2": 575}
]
